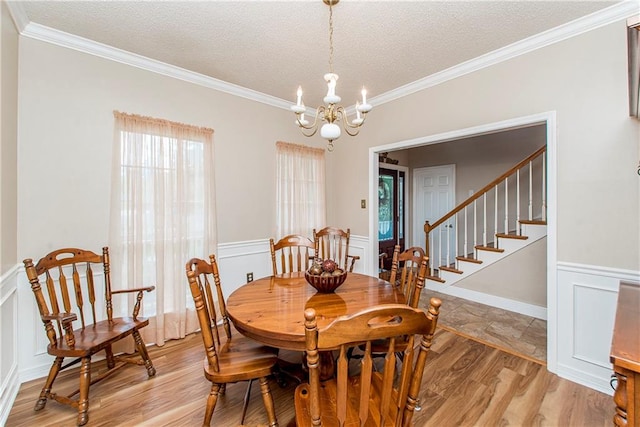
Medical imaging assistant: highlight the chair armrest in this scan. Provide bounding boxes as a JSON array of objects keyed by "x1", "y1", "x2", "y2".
[
  {"x1": 347, "y1": 255, "x2": 360, "y2": 273},
  {"x1": 42, "y1": 312, "x2": 77, "y2": 348},
  {"x1": 112, "y1": 286, "x2": 155, "y2": 320},
  {"x1": 111, "y1": 285, "x2": 156, "y2": 294},
  {"x1": 42, "y1": 312, "x2": 78, "y2": 323}
]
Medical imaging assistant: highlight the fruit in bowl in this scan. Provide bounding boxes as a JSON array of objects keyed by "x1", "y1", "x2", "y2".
[
  {"x1": 322, "y1": 259, "x2": 337, "y2": 273},
  {"x1": 305, "y1": 258, "x2": 347, "y2": 292}
]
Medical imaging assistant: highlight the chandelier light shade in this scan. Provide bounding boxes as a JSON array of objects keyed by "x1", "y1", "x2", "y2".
[{"x1": 290, "y1": 0, "x2": 372, "y2": 151}]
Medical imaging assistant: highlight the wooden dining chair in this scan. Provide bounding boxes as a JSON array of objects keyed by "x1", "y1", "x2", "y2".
[
  {"x1": 23, "y1": 247, "x2": 156, "y2": 426},
  {"x1": 269, "y1": 234, "x2": 315, "y2": 275},
  {"x1": 349, "y1": 252, "x2": 429, "y2": 365},
  {"x1": 186, "y1": 255, "x2": 279, "y2": 427},
  {"x1": 313, "y1": 226, "x2": 360, "y2": 272},
  {"x1": 388, "y1": 245, "x2": 428, "y2": 308},
  {"x1": 294, "y1": 299, "x2": 441, "y2": 426}
]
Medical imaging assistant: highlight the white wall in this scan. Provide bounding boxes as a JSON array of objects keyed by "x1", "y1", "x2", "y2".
[
  {"x1": 330, "y1": 20, "x2": 639, "y2": 271},
  {"x1": 16, "y1": 37, "x2": 319, "y2": 260},
  {"x1": 456, "y1": 237, "x2": 547, "y2": 307},
  {"x1": 0, "y1": 0, "x2": 20, "y2": 424}
]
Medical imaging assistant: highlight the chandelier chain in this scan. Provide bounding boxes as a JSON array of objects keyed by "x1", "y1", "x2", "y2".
[{"x1": 328, "y1": 1, "x2": 334, "y2": 73}]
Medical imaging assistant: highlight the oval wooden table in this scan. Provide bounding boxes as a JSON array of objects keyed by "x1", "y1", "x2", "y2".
[{"x1": 226, "y1": 271, "x2": 406, "y2": 351}]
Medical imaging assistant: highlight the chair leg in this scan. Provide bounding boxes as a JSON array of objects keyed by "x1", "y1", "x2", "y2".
[
  {"x1": 35, "y1": 356, "x2": 63, "y2": 411},
  {"x1": 105, "y1": 345, "x2": 115, "y2": 369},
  {"x1": 77, "y1": 357, "x2": 91, "y2": 426},
  {"x1": 203, "y1": 383, "x2": 221, "y2": 426},
  {"x1": 259, "y1": 376, "x2": 278, "y2": 427},
  {"x1": 240, "y1": 379, "x2": 254, "y2": 425},
  {"x1": 133, "y1": 330, "x2": 156, "y2": 377}
]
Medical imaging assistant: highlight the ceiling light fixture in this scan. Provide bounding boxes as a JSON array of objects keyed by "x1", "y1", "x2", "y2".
[{"x1": 290, "y1": 0, "x2": 372, "y2": 151}]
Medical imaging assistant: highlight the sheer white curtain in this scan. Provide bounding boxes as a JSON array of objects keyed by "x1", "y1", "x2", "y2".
[
  {"x1": 110, "y1": 111, "x2": 216, "y2": 346},
  {"x1": 276, "y1": 141, "x2": 326, "y2": 239}
]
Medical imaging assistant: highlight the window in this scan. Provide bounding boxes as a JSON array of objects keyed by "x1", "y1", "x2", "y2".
[
  {"x1": 110, "y1": 111, "x2": 216, "y2": 345},
  {"x1": 275, "y1": 141, "x2": 326, "y2": 239}
]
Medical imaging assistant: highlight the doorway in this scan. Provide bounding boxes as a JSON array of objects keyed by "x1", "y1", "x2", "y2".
[
  {"x1": 367, "y1": 111, "x2": 557, "y2": 373},
  {"x1": 378, "y1": 167, "x2": 407, "y2": 270}
]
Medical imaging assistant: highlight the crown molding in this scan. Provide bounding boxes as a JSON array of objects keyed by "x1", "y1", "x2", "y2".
[
  {"x1": 5, "y1": 1, "x2": 29, "y2": 33},
  {"x1": 370, "y1": 0, "x2": 640, "y2": 107},
  {"x1": 8, "y1": 1, "x2": 639, "y2": 112},
  {"x1": 17, "y1": 21, "x2": 293, "y2": 111}
]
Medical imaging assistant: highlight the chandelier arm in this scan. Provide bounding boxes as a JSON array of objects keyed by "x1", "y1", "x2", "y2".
[
  {"x1": 296, "y1": 107, "x2": 324, "y2": 131},
  {"x1": 335, "y1": 107, "x2": 365, "y2": 134},
  {"x1": 342, "y1": 123, "x2": 361, "y2": 137},
  {"x1": 300, "y1": 126, "x2": 319, "y2": 138}
]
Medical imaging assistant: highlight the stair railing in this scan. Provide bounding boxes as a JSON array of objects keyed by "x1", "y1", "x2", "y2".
[{"x1": 423, "y1": 145, "x2": 547, "y2": 278}]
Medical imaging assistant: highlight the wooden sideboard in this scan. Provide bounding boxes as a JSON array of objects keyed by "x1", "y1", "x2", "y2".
[{"x1": 610, "y1": 281, "x2": 640, "y2": 426}]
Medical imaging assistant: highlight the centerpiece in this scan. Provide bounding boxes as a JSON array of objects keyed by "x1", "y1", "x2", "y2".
[{"x1": 304, "y1": 258, "x2": 347, "y2": 293}]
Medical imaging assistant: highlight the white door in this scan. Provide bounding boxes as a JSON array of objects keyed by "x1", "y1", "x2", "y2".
[{"x1": 413, "y1": 165, "x2": 456, "y2": 268}]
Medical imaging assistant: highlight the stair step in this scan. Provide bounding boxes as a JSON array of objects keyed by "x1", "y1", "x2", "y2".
[
  {"x1": 475, "y1": 245, "x2": 505, "y2": 253},
  {"x1": 426, "y1": 274, "x2": 446, "y2": 283},
  {"x1": 456, "y1": 256, "x2": 483, "y2": 264},
  {"x1": 519, "y1": 219, "x2": 547, "y2": 225},
  {"x1": 439, "y1": 266, "x2": 463, "y2": 274},
  {"x1": 496, "y1": 233, "x2": 528, "y2": 240}
]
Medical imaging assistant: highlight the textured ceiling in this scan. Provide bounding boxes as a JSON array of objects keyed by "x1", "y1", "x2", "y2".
[{"x1": 15, "y1": 0, "x2": 625, "y2": 108}]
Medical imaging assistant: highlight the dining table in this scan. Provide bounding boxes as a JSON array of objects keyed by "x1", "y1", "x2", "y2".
[{"x1": 226, "y1": 271, "x2": 406, "y2": 351}]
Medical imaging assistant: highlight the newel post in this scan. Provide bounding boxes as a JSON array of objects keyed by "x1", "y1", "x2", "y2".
[{"x1": 424, "y1": 221, "x2": 432, "y2": 275}]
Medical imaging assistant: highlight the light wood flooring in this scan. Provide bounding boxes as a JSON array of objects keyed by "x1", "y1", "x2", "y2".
[{"x1": 6, "y1": 322, "x2": 613, "y2": 426}]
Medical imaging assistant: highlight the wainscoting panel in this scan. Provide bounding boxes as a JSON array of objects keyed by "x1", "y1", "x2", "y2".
[
  {"x1": 348, "y1": 234, "x2": 369, "y2": 274},
  {"x1": 217, "y1": 238, "x2": 273, "y2": 296},
  {"x1": 556, "y1": 262, "x2": 640, "y2": 395},
  {"x1": 0, "y1": 265, "x2": 20, "y2": 426}
]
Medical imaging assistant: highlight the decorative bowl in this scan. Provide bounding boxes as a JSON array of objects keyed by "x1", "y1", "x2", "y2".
[{"x1": 304, "y1": 270, "x2": 347, "y2": 293}]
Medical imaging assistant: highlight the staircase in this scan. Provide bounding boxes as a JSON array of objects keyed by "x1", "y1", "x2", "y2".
[{"x1": 423, "y1": 146, "x2": 547, "y2": 287}]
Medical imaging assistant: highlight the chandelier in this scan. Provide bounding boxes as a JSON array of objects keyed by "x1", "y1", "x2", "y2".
[{"x1": 290, "y1": 0, "x2": 372, "y2": 151}]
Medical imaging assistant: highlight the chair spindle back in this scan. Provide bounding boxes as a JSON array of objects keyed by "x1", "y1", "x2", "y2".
[
  {"x1": 297, "y1": 299, "x2": 441, "y2": 426},
  {"x1": 186, "y1": 255, "x2": 232, "y2": 370},
  {"x1": 24, "y1": 247, "x2": 110, "y2": 346},
  {"x1": 313, "y1": 226, "x2": 359, "y2": 272},
  {"x1": 388, "y1": 245, "x2": 428, "y2": 308},
  {"x1": 270, "y1": 234, "x2": 315, "y2": 275}
]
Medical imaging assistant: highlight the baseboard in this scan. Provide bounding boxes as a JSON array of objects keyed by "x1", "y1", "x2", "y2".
[
  {"x1": 424, "y1": 280, "x2": 547, "y2": 320},
  {"x1": 556, "y1": 362, "x2": 614, "y2": 396}
]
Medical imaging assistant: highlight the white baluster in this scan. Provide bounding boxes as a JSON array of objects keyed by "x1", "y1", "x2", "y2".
[
  {"x1": 483, "y1": 193, "x2": 487, "y2": 248},
  {"x1": 446, "y1": 219, "x2": 450, "y2": 268},
  {"x1": 454, "y1": 212, "x2": 458, "y2": 267},
  {"x1": 464, "y1": 207, "x2": 468, "y2": 260},
  {"x1": 438, "y1": 227, "x2": 442, "y2": 276},
  {"x1": 516, "y1": 169, "x2": 521, "y2": 235},
  {"x1": 474, "y1": 199, "x2": 478, "y2": 253},
  {"x1": 504, "y1": 177, "x2": 509, "y2": 235},
  {"x1": 429, "y1": 233, "x2": 434, "y2": 276},
  {"x1": 529, "y1": 160, "x2": 533, "y2": 221},
  {"x1": 494, "y1": 185, "x2": 498, "y2": 246}
]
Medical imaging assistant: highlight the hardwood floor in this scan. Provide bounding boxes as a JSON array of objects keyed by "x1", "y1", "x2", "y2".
[{"x1": 6, "y1": 326, "x2": 613, "y2": 426}]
